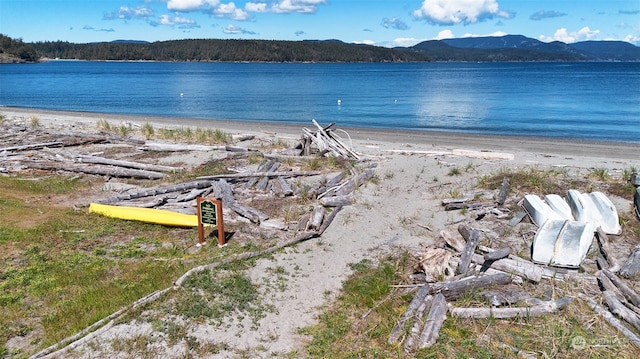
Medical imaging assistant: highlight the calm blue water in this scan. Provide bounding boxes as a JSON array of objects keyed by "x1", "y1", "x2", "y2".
[{"x1": 1, "y1": 61, "x2": 639, "y2": 143}]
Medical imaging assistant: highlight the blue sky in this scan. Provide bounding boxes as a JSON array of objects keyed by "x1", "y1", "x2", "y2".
[{"x1": 1, "y1": 0, "x2": 639, "y2": 47}]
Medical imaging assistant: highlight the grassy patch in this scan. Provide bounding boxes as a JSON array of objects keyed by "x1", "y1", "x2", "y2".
[{"x1": 299, "y1": 254, "x2": 640, "y2": 358}]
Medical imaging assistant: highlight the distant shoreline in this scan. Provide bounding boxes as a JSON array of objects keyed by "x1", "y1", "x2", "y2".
[{"x1": 2, "y1": 106, "x2": 638, "y2": 161}]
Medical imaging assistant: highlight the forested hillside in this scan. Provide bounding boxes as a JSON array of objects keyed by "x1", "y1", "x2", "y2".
[
  {"x1": 0, "y1": 34, "x2": 38, "y2": 63},
  {"x1": 31, "y1": 38, "x2": 431, "y2": 62}
]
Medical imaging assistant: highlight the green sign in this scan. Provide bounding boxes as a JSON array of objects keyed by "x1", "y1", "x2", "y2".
[{"x1": 200, "y1": 200, "x2": 217, "y2": 225}]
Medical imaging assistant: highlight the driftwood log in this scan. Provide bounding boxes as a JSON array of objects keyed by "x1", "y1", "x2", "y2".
[
  {"x1": 417, "y1": 293, "x2": 447, "y2": 349},
  {"x1": 602, "y1": 269, "x2": 640, "y2": 307},
  {"x1": 602, "y1": 291, "x2": 640, "y2": 332},
  {"x1": 77, "y1": 154, "x2": 182, "y2": 173},
  {"x1": 95, "y1": 180, "x2": 213, "y2": 204},
  {"x1": 403, "y1": 294, "x2": 433, "y2": 353},
  {"x1": 457, "y1": 229, "x2": 480, "y2": 275},
  {"x1": 596, "y1": 227, "x2": 620, "y2": 272},
  {"x1": 441, "y1": 230, "x2": 466, "y2": 252},
  {"x1": 21, "y1": 161, "x2": 165, "y2": 179},
  {"x1": 451, "y1": 297, "x2": 571, "y2": 319},
  {"x1": 388, "y1": 284, "x2": 430, "y2": 344},
  {"x1": 580, "y1": 294, "x2": 640, "y2": 348},
  {"x1": 620, "y1": 244, "x2": 640, "y2": 279},
  {"x1": 430, "y1": 273, "x2": 512, "y2": 300},
  {"x1": 497, "y1": 176, "x2": 509, "y2": 205}
]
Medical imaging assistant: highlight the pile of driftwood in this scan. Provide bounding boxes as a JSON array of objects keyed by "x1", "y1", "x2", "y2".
[
  {"x1": 1, "y1": 118, "x2": 372, "y2": 238},
  {"x1": 297, "y1": 119, "x2": 360, "y2": 160},
  {"x1": 392, "y1": 207, "x2": 640, "y2": 353}
]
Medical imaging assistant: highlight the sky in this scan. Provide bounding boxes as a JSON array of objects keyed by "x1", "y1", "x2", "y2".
[{"x1": 1, "y1": 0, "x2": 639, "y2": 47}]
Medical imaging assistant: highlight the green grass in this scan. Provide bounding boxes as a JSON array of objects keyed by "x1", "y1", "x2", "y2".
[{"x1": 298, "y1": 253, "x2": 640, "y2": 359}]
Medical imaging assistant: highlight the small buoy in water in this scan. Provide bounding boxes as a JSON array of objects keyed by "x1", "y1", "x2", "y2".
[
  {"x1": 337, "y1": 99, "x2": 341, "y2": 105},
  {"x1": 180, "y1": 93, "x2": 184, "y2": 97}
]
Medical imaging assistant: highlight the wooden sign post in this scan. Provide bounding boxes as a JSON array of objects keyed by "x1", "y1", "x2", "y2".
[{"x1": 196, "y1": 197, "x2": 225, "y2": 247}]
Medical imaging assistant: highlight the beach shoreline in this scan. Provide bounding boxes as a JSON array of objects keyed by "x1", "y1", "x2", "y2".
[{"x1": 2, "y1": 106, "x2": 638, "y2": 160}]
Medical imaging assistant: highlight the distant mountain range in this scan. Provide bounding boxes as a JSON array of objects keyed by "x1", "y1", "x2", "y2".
[
  {"x1": 408, "y1": 34, "x2": 640, "y2": 61},
  {"x1": 3, "y1": 33, "x2": 639, "y2": 63}
]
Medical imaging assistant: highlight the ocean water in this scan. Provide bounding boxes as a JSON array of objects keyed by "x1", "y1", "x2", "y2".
[{"x1": 1, "y1": 61, "x2": 638, "y2": 143}]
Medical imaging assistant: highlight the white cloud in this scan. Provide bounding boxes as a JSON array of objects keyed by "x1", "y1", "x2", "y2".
[
  {"x1": 223, "y1": 24, "x2": 257, "y2": 35},
  {"x1": 104, "y1": 5, "x2": 154, "y2": 20},
  {"x1": 460, "y1": 30, "x2": 507, "y2": 38},
  {"x1": 215, "y1": 3, "x2": 250, "y2": 20},
  {"x1": 245, "y1": 2, "x2": 268, "y2": 13},
  {"x1": 381, "y1": 18, "x2": 409, "y2": 30},
  {"x1": 412, "y1": 0, "x2": 511, "y2": 25},
  {"x1": 167, "y1": 0, "x2": 220, "y2": 12},
  {"x1": 539, "y1": 26, "x2": 600, "y2": 43},
  {"x1": 391, "y1": 37, "x2": 426, "y2": 47},
  {"x1": 353, "y1": 39, "x2": 376, "y2": 45},
  {"x1": 272, "y1": 0, "x2": 327, "y2": 14},
  {"x1": 434, "y1": 29, "x2": 455, "y2": 39},
  {"x1": 157, "y1": 14, "x2": 199, "y2": 28}
]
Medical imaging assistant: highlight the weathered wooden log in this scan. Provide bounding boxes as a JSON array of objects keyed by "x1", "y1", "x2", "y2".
[
  {"x1": 0, "y1": 141, "x2": 63, "y2": 152},
  {"x1": 256, "y1": 162, "x2": 280, "y2": 191},
  {"x1": 444, "y1": 201, "x2": 493, "y2": 211},
  {"x1": 232, "y1": 134, "x2": 255, "y2": 142},
  {"x1": 95, "y1": 180, "x2": 213, "y2": 204},
  {"x1": 174, "y1": 188, "x2": 210, "y2": 203},
  {"x1": 497, "y1": 176, "x2": 509, "y2": 205},
  {"x1": 319, "y1": 194, "x2": 353, "y2": 207},
  {"x1": 457, "y1": 229, "x2": 480, "y2": 275},
  {"x1": 481, "y1": 288, "x2": 528, "y2": 307},
  {"x1": 118, "y1": 196, "x2": 167, "y2": 208},
  {"x1": 442, "y1": 195, "x2": 474, "y2": 206},
  {"x1": 602, "y1": 290, "x2": 640, "y2": 332},
  {"x1": 22, "y1": 161, "x2": 164, "y2": 179},
  {"x1": 458, "y1": 224, "x2": 471, "y2": 241},
  {"x1": 418, "y1": 293, "x2": 447, "y2": 349},
  {"x1": 596, "y1": 270, "x2": 627, "y2": 303},
  {"x1": 602, "y1": 269, "x2": 640, "y2": 307},
  {"x1": 451, "y1": 297, "x2": 571, "y2": 319},
  {"x1": 596, "y1": 227, "x2": 620, "y2": 272},
  {"x1": 77, "y1": 154, "x2": 182, "y2": 173},
  {"x1": 440, "y1": 230, "x2": 466, "y2": 252},
  {"x1": 620, "y1": 244, "x2": 640, "y2": 279},
  {"x1": 271, "y1": 176, "x2": 293, "y2": 197},
  {"x1": 245, "y1": 159, "x2": 270, "y2": 188},
  {"x1": 484, "y1": 247, "x2": 511, "y2": 261},
  {"x1": 389, "y1": 284, "x2": 431, "y2": 344},
  {"x1": 580, "y1": 294, "x2": 640, "y2": 348},
  {"x1": 404, "y1": 295, "x2": 433, "y2": 353},
  {"x1": 430, "y1": 273, "x2": 512, "y2": 300},
  {"x1": 139, "y1": 142, "x2": 225, "y2": 151},
  {"x1": 334, "y1": 168, "x2": 374, "y2": 196},
  {"x1": 472, "y1": 254, "x2": 542, "y2": 283},
  {"x1": 307, "y1": 205, "x2": 325, "y2": 231},
  {"x1": 210, "y1": 179, "x2": 267, "y2": 224}
]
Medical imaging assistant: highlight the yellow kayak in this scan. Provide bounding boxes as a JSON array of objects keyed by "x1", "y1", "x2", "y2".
[{"x1": 89, "y1": 203, "x2": 198, "y2": 227}]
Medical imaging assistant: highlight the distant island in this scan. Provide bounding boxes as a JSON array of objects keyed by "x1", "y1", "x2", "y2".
[{"x1": 2, "y1": 33, "x2": 639, "y2": 63}]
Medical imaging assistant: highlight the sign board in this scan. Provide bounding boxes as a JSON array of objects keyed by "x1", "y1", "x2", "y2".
[
  {"x1": 199, "y1": 200, "x2": 217, "y2": 225},
  {"x1": 196, "y1": 197, "x2": 225, "y2": 247}
]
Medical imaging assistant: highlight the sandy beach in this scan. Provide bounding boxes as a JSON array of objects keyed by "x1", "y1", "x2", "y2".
[{"x1": 2, "y1": 106, "x2": 640, "y2": 358}]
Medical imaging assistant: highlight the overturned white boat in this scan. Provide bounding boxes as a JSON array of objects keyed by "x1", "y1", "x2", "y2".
[
  {"x1": 588, "y1": 191, "x2": 621, "y2": 235},
  {"x1": 523, "y1": 194, "x2": 562, "y2": 227},
  {"x1": 532, "y1": 219, "x2": 595, "y2": 268},
  {"x1": 544, "y1": 194, "x2": 574, "y2": 220},
  {"x1": 524, "y1": 190, "x2": 620, "y2": 268}
]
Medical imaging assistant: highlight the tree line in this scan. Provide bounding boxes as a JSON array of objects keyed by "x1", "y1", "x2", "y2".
[
  {"x1": 0, "y1": 34, "x2": 39, "y2": 63},
  {"x1": 27, "y1": 37, "x2": 431, "y2": 63}
]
